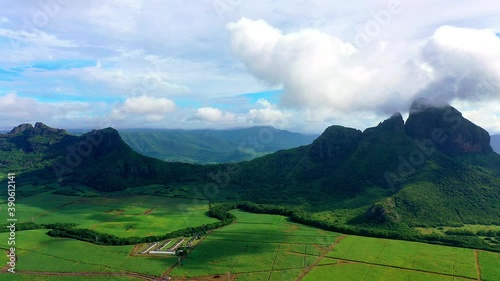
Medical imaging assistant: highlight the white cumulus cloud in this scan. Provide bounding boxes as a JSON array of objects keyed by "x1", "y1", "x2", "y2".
[
  {"x1": 227, "y1": 18, "x2": 418, "y2": 114},
  {"x1": 112, "y1": 95, "x2": 175, "y2": 121},
  {"x1": 247, "y1": 98, "x2": 288, "y2": 124},
  {"x1": 228, "y1": 19, "x2": 500, "y2": 120},
  {"x1": 195, "y1": 107, "x2": 236, "y2": 122},
  {"x1": 417, "y1": 26, "x2": 500, "y2": 103}
]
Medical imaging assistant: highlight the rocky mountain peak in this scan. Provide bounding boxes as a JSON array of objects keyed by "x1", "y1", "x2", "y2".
[
  {"x1": 379, "y1": 112, "x2": 405, "y2": 133},
  {"x1": 8, "y1": 122, "x2": 67, "y2": 136},
  {"x1": 308, "y1": 125, "x2": 363, "y2": 163},
  {"x1": 9, "y1": 123, "x2": 34, "y2": 135},
  {"x1": 405, "y1": 100, "x2": 493, "y2": 155}
]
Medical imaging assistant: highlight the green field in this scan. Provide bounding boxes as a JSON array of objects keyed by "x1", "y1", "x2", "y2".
[
  {"x1": 0, "y1": 230, "x2": 176, "y2": 276},
  {"x1": 325, "y1": 235, "x2": 477, "y2": 278},
  {"x1": 302, "y1": 235, "x2": 500, "y2": 281},
  {"x1": 1, "y1": 202, "x2": 499, "y2": 281},
  {"x1": 302, "y1": 262, "x2": 473, "y2": 281},
  {"x1": 167, "y1": 211, "x2": 500, "y2": 281},
  {"x1": 169, "y1": 210, "x2": 340, "y2": 279},
  {"x1": 9, "y1": 192, "x2": 216, "y2": 237},
  {"x1": 0, "y1": 274, "x2": 140, "y2": 280},
  {"x1": 479, "y1": 251, "x2": 500, "y2": 281}
]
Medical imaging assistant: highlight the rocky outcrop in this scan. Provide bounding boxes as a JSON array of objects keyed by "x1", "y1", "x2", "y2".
[
  {"x1": 8, "y1": 122, "x2": 67, "y2": 137},
  {"x1": 363, "y1": 112, "x2": 406, "y2": 139},
  {"x1": 405, "y1": 99, "x2": 493, "y2": 155},
  {"x1": 308, "y1": 125, "x2": 363, "y2": 163}
]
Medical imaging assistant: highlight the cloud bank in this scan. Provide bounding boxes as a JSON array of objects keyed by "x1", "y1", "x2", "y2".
[{"x1": 228, "y1": 19, "x2": 500, "y2": 116}]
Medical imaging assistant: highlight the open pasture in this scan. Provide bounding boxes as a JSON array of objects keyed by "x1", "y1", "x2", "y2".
[
  {"x1": 9, "y1": 192, "x2": 216, "y2": 237},
  {"x1": 325, "y1": 235, "x2": 477, "y2": 279},
  {"x1": 168, "y1": 210, "x2": 499, "y2": 281},
  {"x1": 0, "y1": 230, "x2": 176, "y2": 276},
  {"x1": 301, "y1": 262, "x2": 473, "y2": 281},
  {"x1": 169, "y1": 210, "x2": 341, "y2": 279},
  {"x1": 479, "y1": 251, "x2": 500, "y2": 281},
  {"x1": 0, "y1": 275, "x2": 141, "y2": 281}
]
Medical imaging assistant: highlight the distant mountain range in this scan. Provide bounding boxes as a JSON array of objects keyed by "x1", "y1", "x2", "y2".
[
  {"x1": 1, "y1": 99, "x2": 499, "y2": 230},
  {"x1": 492, "y1": 134, "x2": 500, "y2": 154},
  {"x1": 117, "y1": 127, "x2": 318, "y2": 163}
]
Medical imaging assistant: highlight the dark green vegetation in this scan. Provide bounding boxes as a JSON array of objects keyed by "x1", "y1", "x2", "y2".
[
  {"x1": 118, "y1": 126, "x2": 317, "y2": 163},
  {"x1": 492, "y1": 134, "x2": 500, "y2": 154},
  {"x1": 1, "y1": 99, "x2": 499, "y2": 254}
]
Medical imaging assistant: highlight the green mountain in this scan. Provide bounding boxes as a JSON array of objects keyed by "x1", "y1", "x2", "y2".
[
  {"x1": 492, "y1": 134, "x2": 500, "y2": 154},
  {"x1": 2, "y1": 99, "x2": 499, "y2": 230},
  {"x1": 117, "y1": 127, "x2": 318, "y2": 163}
]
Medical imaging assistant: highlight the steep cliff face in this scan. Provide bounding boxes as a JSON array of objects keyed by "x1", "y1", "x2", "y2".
[
  {"x1": 8, "y1": 123, "x2": 34, "y2": 135},
  {"x1": 376, "y1": 112, "x2": 406, "y2": 134},
  {"x1": 308, "y1": 126, "x2": 363, "y2": 163},
  {"x1": 83, "y1": 128, "x2": 132, "y2": 159},
  {"x1": 362, "y1": 112, "x2": 406, "y2": 142},
  {"x1": 405, "y1": 99, "x2": 493, "y2": 156}
]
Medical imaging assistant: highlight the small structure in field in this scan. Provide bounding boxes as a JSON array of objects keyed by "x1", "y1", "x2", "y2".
[{"x1": 139, "y1": 242, "x2": 159, "y2": 254}]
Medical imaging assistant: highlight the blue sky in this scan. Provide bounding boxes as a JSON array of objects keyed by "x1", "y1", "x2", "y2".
[{"x1": 0, "y1": 0, "x2": 499, "y2": 134}]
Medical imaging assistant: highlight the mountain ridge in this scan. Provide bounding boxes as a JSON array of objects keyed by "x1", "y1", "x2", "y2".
[{"x1": 2, "y1": 100, "x2": 499, "y2": 229}]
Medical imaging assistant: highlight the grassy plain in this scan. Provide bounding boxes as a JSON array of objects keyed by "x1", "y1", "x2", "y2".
[
  {"x1": 2, "y1": 195, "x2": 499, "y2": 281},
  {"x1": 168, "y1": 211, "x2": 499, "y2": 281},
  {"x1": 0, "y1": 230, "x2": 176, "y2": 276},
  {"x1": 9, "y1": 192, "x2": 216, "y2": 237},
  {"x1": 0, "y1": 275, "x2": 140, "y2": 281},
  {"x1": 325, "y1": 235, "x2": 477, "y2": 279},
  {"x1": 479, "y1": 251, "x2": 500, "y2": 281},
  {"x1": 169, "y1": 210, "x2": 340, "y2": 279},
  {"x1": 302, "y1": 263, "x2": 473, "y2": 281}
]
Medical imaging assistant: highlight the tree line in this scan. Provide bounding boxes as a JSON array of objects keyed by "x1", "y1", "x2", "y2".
[{"x1": 4, "y1": 202, "x2": 499, "y2": 252}]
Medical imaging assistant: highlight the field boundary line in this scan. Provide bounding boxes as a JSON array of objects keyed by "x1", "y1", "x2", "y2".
[
  {"x1": 374, "y1": 240, "x2": 388, "y2": 262},
  {"x1": 328, "y1": 257, "x2": 477, "y2": 280},
  {"x1": 216, "y1": 230, "x2": 337, "y2": 238},
  {"x1": 474, "y1": 249, "x2": 481, "y2": 281},
  {"x1": 295, "y1": 234, "x2": 347, "y2": 281},
  {"x1": 410, "y1": 243, "x2": 421, "y2": 271},
  {"x1": 361, "y1": 263, "x2": 374, "y2": 281},
  {"x1": 204, "y1": 237, "x2": 329, "y2": 246},
  {"x1": 15, "y1": 247, "x2": 148, "y2": 275},
  {"x1": 223, "y1": 266, "x2": 313, "y2": 275},
  {"x1": 229, "y1": 254, "x2": 241, "y2": 273},
  {"x1": 0, "y1": 270, "x2": 156, "y2": 281},
  {"x1": 287, "y1": 250, "x2": 321, "y2": 257},
  {"x1": 303, "y1": 244, "x2": 307, "y2": 268},
  {"x1": 268, "y1": 244, "x2": 281, "y2": 281}
]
